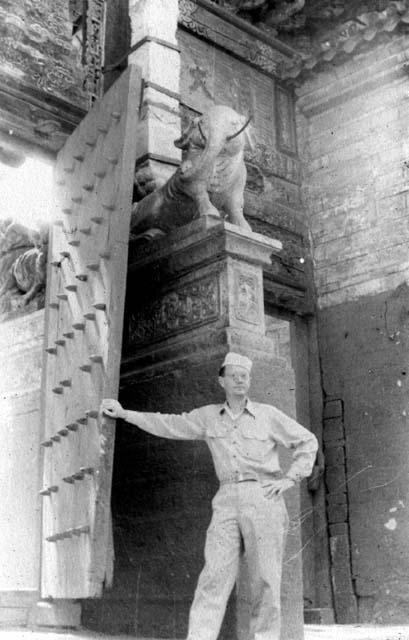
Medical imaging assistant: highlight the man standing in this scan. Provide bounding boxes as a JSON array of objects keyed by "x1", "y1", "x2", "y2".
[{"x1": 102, "y1": 352, "x2": 318, "y2": 640}]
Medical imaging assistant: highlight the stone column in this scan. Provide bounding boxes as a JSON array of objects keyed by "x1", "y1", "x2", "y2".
[
  {"x1": 120, "y1": 217, "x2": 306, "y2": 639},
  {"x1": 128, "y1": 0, "x2": 182, "y2": 190}
]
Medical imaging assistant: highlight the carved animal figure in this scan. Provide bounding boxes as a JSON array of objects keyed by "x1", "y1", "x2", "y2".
[
  {"x1": 130, "y1": 105, "x2": 252, "y2": 239},
  {"x1": 0, "y1": 220, "x2": 47, "y2": 312},
  {"x1": 13, "y1": 244, "x2": 47, "y2": 305}
]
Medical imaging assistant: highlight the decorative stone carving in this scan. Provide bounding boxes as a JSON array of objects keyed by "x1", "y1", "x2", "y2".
[
  {"x1": 178, "y1": 0, "x2": 298, "y2": 79},
  {"x1": 128, "y1": 275, "x2": 220, "y2": 345},
  {"x1": 130, "y1": 105, "x2": 253, "y2": 239},
  {"x1": 0, "y1": 220, "x2": 48, "y2": 318},
  {"x1": 179, "y1": 0, "x2": 211, "y2": 38},
  {"x1": 84, "y1": 0, "x2": 106, "y2": 103},
  {"x1": 234, "y1": 269, "x2": 260, "y2": 325}
]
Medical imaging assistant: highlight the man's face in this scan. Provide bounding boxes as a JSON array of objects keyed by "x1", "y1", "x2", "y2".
[{"x1": 218, "y1": 364, "x2": 251, "y2": 398}]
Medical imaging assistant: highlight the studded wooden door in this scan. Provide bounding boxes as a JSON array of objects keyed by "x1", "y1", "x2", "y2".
[{"x1": 40, "y1": 65, "x2": 141, "y2": 598}]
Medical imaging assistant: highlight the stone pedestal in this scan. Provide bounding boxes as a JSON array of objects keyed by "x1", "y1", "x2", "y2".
[
  {"x1": 116, "y1": 217, "x2": 305, "y2": 639},
  {"x1": 124, "y1": 217, "x2": 282, "y2": 372}
]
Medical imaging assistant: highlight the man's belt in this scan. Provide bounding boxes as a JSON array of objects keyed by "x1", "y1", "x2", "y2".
[{"x1": 219, "y1": 471, "x2": 282, "y2": 485}]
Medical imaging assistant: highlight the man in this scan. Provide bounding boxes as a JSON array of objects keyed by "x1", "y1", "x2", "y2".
[{"x1": 102, "y1": 352, "x2": 318, "y2": 640}]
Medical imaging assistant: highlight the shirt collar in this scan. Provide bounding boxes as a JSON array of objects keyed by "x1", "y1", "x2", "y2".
[{"x1": 219, "y1": 398, "x2": 256, "y2": 418}]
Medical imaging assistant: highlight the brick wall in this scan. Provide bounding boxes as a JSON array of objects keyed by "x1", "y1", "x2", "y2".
[
  {"x1": 298, "y1": 36, "x2": 409, "y2": 310},
  {"x1": 297, "y1": 36, "x2": 409, "y2": 623}
]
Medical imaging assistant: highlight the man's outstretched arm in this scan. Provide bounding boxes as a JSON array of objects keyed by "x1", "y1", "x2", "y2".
[{"x1": 101, "y1": 398, "x2": 205, "y2": 440}]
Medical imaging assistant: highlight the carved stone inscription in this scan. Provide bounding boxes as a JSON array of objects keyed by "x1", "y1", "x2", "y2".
[
  {"x1": 234, "y1": 269, "x2": 260, "y2": 325},
  {"x1": 129, "y1": 275, "x2": 220, "y2": 345}
]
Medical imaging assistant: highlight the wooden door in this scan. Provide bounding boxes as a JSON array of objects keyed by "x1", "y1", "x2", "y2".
[{"x1": 39, "y1": 64, "x2": 141, "y2": 598}]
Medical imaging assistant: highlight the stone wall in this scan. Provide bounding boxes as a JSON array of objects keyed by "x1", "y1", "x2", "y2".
[
  {"x1": 0, "y1": 310, "x2": 44, "y2": 624},
  {"x1": 297, "y1": 36, "x2": 409, "y2": 623}
]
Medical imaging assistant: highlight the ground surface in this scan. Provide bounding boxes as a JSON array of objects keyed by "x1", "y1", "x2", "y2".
[{"x1": 1, "y1": 626, "x2": 409, "y2": 640}]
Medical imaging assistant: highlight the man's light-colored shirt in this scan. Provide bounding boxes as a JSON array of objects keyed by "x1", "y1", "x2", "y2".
[{"x1": 125, "y1": 400, "x2": 318, "y2": 483}]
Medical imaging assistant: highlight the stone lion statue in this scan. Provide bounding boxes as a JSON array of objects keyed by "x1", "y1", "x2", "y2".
[{"x1": 130, "y1": 105, "x2": 253, "y2": 240}]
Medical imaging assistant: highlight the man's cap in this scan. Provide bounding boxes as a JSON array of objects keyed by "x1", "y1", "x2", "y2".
[{"x1": 221, "y1": 352, "x2": 252, "y2": 373}]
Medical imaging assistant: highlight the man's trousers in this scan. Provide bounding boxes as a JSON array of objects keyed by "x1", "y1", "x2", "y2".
[{"x1": 187, "y1": 481, "x2": 289, "y2": 640}]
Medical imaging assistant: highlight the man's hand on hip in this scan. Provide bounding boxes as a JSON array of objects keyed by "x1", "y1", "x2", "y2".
[
  {"x1": 101, "y1": 398, "x2": 127, "y2": 420},
  {"x1": 262, "y1": 477, "x2": 295, "y2": 499}
]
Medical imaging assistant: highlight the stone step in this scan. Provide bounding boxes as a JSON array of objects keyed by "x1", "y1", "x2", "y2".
[{"x1": 1, "y1": 626, "x2": 409, "y2": 640}]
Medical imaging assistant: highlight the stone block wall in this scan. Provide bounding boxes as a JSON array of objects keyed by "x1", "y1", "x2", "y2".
[
  {"x1": 297, "y1": 36, "x2": 409, "y2": 623},
  {"x1": 0, "y1": 310, "x2": 44, "y2": 624}
]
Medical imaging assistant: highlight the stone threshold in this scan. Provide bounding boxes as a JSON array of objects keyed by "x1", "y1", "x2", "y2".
[{"x1": 1, "y1": 626, "x2": 409, "y2": 640}]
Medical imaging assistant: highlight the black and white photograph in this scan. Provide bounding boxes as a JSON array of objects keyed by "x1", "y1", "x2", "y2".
[{"x1": 1, "y1": 2, "x2": 409, "y2": 640}]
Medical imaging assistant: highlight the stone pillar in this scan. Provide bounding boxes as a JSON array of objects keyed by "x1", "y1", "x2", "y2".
[
  {"x1": 121, "y1": 217, "x2": 306, "y2": 639},
  {"x1": 128, "y1": 0, "x2": 181, "y2": 191}
]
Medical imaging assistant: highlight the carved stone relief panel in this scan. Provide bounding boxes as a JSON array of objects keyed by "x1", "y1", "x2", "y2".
[
  {"x1": 234, "y1": 268, "x2": 261, "y2": 326},
  {"x1": 275, "y1": 84, "x2": 297, "y2": 155},
  {"x1": 128, "y1": 274, "x2": 220, "y2": 346}
]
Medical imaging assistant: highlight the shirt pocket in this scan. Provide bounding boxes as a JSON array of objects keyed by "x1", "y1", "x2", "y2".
[
  {"x1": 240, "y1": 424, "x2": 270, "y2": 461},
  {"x1": 206, "y1": 420, "x2": 229, "y2": 439}
]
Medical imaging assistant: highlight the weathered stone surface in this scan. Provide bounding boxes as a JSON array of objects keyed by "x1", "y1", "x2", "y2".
[
  {"x1": 325, "y1": 465, "x2": 346, "y2": 495},
  {"x1": 325, "y1": 446, "x2": 345, "y2": 468},
  {"x1": 327, "y1": 503, "x2": 348, "y2": 524},
  {"x1": 0, "y1": 310, "x2": 44, "y2": 624},
  {"x1": 322, "y1": 417, "x2": 344, "y2": 444},
  {"x1": 329, "y1": 534, "x2": 358, "y2": 623},
  {"x1": 323, "y1": 400, "x2": 343, "y2": 420},
  {"x1": 28, "y1": 599, "x2": 81, "y2": 628},
  {"x1": 318, "y1": 289, "x2": 409, "y2": 623}
]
